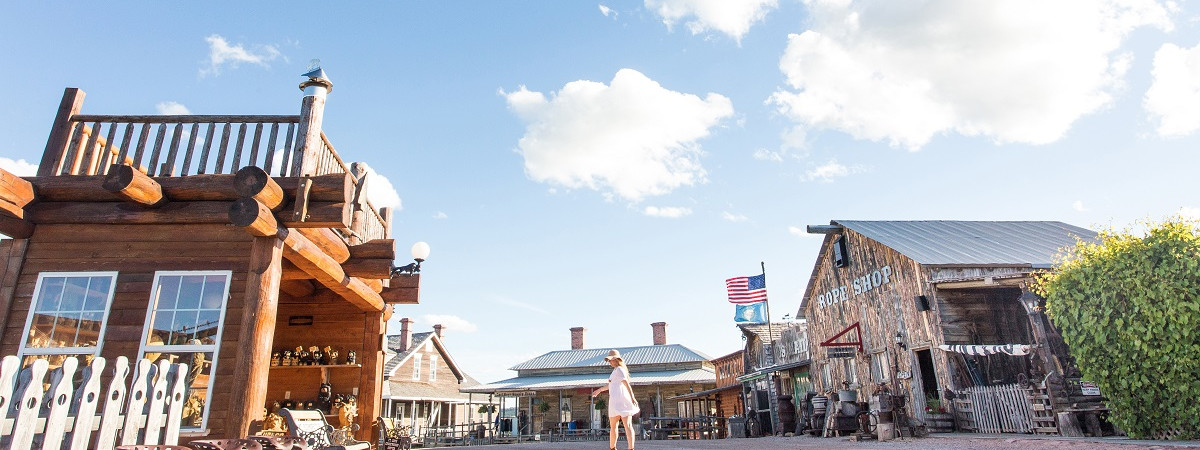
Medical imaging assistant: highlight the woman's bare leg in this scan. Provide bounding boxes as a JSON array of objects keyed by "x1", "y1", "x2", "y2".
[
  {"x1": 620, "y1": 415, "x2": 636, "y2": 449},
  {"x1": 609, "y1": 416, "x2": 620, "y2": 449}
]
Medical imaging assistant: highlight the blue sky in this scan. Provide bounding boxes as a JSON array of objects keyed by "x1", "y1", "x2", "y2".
[{"x1": 4, "y1": 1, "x2": 1200, "y2": 384}]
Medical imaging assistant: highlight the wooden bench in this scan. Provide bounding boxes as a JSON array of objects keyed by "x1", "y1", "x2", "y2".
[
  {"x1": 279, "y1": 409, "x2": 368, "y2": 450},
  {"x1": 0, "y1": 355, "x2": 188, "y2": 450},
  {"x1": 375, "y1": 417, "x2": 412, "y2": 450}
]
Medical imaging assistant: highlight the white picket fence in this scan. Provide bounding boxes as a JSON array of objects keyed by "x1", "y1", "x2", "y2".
[
  {"x1": 958, "y1": 383, "x2": 1034, "y2": 433},
  {"x1": 0, "y1": 355, "x2": 188, "y2": 450}
]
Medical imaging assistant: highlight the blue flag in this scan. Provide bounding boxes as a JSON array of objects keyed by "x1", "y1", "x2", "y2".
[{"x1": 734, "y1": 301, "x2": 766, "y2": 323}]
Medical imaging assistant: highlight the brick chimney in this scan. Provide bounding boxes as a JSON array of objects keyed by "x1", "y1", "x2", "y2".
[
  {"x1": 570, "y1": 327, "x2": 586, "y2": 350},
  {"x1": 651, "y1": 322, "x2": 667, "y2": 345},
  {"x1": 433, "y1": 324, "x2": 445, "y2": 340},
  {"x1": 399, "y1": 317, "x2": 414, "y2": 351}
]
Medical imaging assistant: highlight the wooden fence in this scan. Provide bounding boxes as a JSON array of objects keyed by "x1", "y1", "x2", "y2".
[
  {"x1": 954, "y1": 383, "x2": 1034, "y2": 434},
  {"x1": 0, "y1": 355, "x2": 187, "y2": 450}
]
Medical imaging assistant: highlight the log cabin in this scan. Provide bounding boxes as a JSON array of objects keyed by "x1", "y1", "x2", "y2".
[
  {"x1": 0, "y1": 71, "x2": 423, "y2": 442},
  {"x1": 799, "y1": 220, "x2": 1105, "y2": 435}
]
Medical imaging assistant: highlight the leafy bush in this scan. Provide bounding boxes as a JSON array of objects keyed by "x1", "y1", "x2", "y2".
[{"x1": 1035, "y1": 218, "x2": 1200, "y2": 439}]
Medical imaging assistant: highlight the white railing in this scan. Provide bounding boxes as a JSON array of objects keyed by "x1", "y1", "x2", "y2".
[{"x1": 0, "y1": 355, "x2": 187, "y2": 450}]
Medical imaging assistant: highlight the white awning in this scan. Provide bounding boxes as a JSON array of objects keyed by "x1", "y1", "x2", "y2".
[{"x1": 937, "y1": 344, "x2": 1031, "y2": 356}]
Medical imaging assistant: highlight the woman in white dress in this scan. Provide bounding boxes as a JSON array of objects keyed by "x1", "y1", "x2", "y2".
[{"x1": 592, "y1": 349, "x2": 640, "y2": 450}]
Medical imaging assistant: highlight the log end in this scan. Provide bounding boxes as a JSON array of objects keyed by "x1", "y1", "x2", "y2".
[{"x1": 101, "y1": 164, "x2": 136, "y2": 193}]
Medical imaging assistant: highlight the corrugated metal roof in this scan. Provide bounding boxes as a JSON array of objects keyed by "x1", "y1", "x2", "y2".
[
  {"x1": 737, "y1": 323, "x2": 789, "y2": 343},
  {"x1": 509, "y1": 344, "x2": 711, "y2": 371},
  {"x1": 835, "y1": 220, "x2": 1096, "y2": 267},
  {"x1": 461, "y1": 368, "x2": 716, "y2": 394}
]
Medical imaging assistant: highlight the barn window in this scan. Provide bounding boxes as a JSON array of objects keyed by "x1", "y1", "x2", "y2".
[
  {"x1": 413, "y1": 354, "x2": 423, "y2": 380},
  {"x1": 139, "y1": 270, "x2": 231, "y2": 431},
  {"x1": 870, "y1": 351, "x2": 891, "y2": 382},
  {"x1": 430, "y1": 355, "x2": 438, "y2": 382},
  {"x1": 833, "y1": 236, "x2": 850, "y2": 268},
  {"x1": 19, "y1": 272, "x2": 118, "y2": 368}
]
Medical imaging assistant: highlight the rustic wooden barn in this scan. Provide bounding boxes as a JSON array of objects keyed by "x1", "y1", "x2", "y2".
[
  {"x1": 0, "y1": 72, "x2": 422, "y2": 442},
  {"x1": 799, "y1": 220, "x2": 1101, "y2": 434}
]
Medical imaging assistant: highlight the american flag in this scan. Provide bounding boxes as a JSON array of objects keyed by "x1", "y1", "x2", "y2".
[{"x1": 726, "y1": 274, "x2": 767, "y2": 304}]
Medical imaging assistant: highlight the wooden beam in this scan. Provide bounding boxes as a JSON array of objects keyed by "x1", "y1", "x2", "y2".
[
  {"x1": 359, "y1": 277, "x2": 383, "y2": 293},
  {"x1": 281, "y1": 228, "x2": 384, "y2": 312},
  {"x1": 0, "y1": 169, "x2": 35, "y2": 209},
  {"x1": 279, "y1": 279, "x2": 316, "y2": 298},
  {"x1": 0, "y1": 215, "x2": 35, "y2": 239},
  {"x1": 26, "y1": 201, "x2": 232, "y2": 225},
  {"x1": 0, "y1": 239, "x2": 29, "y2": 342},
  {"x1": 234, "y1": 166, "x2": 285, "y2": 211},
  {"x1": 25, "y1": 173, "x2": 348, "y2": 203},
  {"x1": 39, "y1": 88, "x2": 86, "y2": 177},
  {"x1": 102, "y1": 164, "x2": 165, "y2": 207},
  {"x1": 228, "y1": 197, "x2": 278, "y2": 237},
  {"x1": 228, "y1": 236, "x2": 284, "y2": 438},
  {"x1": 342, "y1": 258, "x2": 392, "y2": 279},
  {"x1": 348, "y1": 239, "x2": 394, "y2": 260},
  {"x1": 356, "y1": 311, "x2": 385, "y2": 441},
  {"x1": 280, "y1": 201, "x2": 349, "y2": 229},
  {"x1": 295, "y1": 228, "x2": 350, "y2": 263},
  {"x1": 380, "y1": 274, "x2": 420, "y2": 305}
]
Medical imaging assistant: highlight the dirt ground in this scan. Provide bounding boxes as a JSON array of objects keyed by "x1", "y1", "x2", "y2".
[{"x1": 466, "y1": 433, "x2": 1200, "y2": 449}]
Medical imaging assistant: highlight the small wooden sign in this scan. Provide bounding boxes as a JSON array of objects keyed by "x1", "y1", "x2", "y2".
[
  {"x1": 827, "y1": 347, "x2": 856, "y2": 359},
  {"x1": 896, "y1": 371, "x2": 912, "y2": 380},
  {"x1": 1080, "y1": 381, "x2": 1101, "y2": 396}
]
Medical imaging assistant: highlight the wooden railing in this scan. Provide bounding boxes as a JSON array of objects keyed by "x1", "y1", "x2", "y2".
[
  {"x1": 37, "y1": 88, "x2": 392, "y2": 243},
  {"x1": 0, "y1": 355, "x2": 188, "y2": 450}
]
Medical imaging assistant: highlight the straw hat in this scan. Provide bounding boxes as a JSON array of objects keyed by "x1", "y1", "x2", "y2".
[{"x1": 603, "y1": 349, "x2": 623, "y2": 362}]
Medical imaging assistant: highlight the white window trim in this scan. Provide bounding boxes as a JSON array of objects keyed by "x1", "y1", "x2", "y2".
[
  {"x1": 412, "y1": 354, "x2": 423, "y2": 381},
  {"x1": 18, "y1": 271, "x2": 119, "y2": 361},
  {"x1": 137, "y1": 270, "x2": 232, "y2": 432},
  {"x1": 429, "y1": 355, "x2": 437, "y2": 382}
]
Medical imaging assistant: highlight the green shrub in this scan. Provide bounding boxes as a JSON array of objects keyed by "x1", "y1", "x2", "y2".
[{"x1": 1035, "y1": 218, "x2": 1200, "y2": 439}]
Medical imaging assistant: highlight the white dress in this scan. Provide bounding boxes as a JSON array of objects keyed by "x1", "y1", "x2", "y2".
[{"x1": 607, "y1": 366, "x2": 640, "y2": 417}]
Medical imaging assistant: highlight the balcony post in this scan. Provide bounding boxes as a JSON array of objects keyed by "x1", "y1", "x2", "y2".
[
  {"x1": 39, "y1": 88, "x2": 86, "y2": 176},
  {"x1": 294, "y1": 72, "x2": 333, "y2": 176}
]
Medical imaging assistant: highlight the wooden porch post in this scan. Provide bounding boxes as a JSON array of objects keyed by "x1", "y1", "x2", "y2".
[
  {"x1": 228, "y1": 236, "x2": 285, "y2": 436},
  {"x1": 0, "y1": 239, "x2": 29, "y2": 344},
  {"x1": 294, "y1": 75, "x2": 332, "y2": 177},
  {"x1": 357, "y1": 310, "x2": 386, "y2": 439},
  {"x1": 39, "y1": 88, "x2": 86, "y2": 177}
]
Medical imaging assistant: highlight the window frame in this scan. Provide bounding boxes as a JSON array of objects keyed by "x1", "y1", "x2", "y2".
[
  {"x1": 871, "y1": 351, "x2": 891, "y2": 382},
  {"x1": 18, "y1": 271, "x2": 119, "y2": 362},
  {"x1": 136, "y1": 270, "x2": 232, "y2": 432},
  {"x1": 412, "y1": 353, "x2": 423, "y2": 381},
  {"x1": 429, "y1": 354, "x2": 437, "y2": 382}
]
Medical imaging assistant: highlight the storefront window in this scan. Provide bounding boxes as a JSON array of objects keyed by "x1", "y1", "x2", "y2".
[
  {"x1": 871, "y1": 351, "x2": 890, "y2": 382},
  {"x1": 139, "y1": 271, "x2": 230, "y2": 431},
  {"x1": 20, "y1": 272, "x2": 117, "y2": 369}
]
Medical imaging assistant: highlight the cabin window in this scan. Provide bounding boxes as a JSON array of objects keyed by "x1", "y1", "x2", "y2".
[
  {"x1": 19, "y1": 272, "x2": 118, "y2": 368},
  {"x1": 870, "y1": 351, "x2": 891, "y2": 382},
  {"x1": 430, "y1": 356, "x2": 437, "y2": 382},
  {"x1": 139, "y1": 271, "x2": 231, "y2": 431},
  {"x1": 833, "y1": 235, "x2": 850, "y2": 268},
  {"x1": 413, "y1": 354, "x2": 423, "y2": 380}
]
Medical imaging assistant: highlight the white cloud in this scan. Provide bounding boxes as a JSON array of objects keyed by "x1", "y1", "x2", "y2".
[
  {"x1": 433, "y1": 211, "x2": 448, "y2": 220},
  {"x1": 643, "y1": 206, "x2": 692, "y2": 218},
  {"x1": 201, "y1": 34, "x2": 282, "y2": 77},
  {"x1": 418, "y1": 314, "x2": 478, "y2": 333},
  {"x1": 1073, "y1": 200, "x2": 1089, "y2": 212},
  {"x1": 155, "y1": 101, "x2": 191, "y2": 115},
  {"x1": 770, "y1": 0, "x2": 1173, "y2": 150},
  {"x1": 1145, "y1": 42, "x2": 1200, "y2": 136},
  {"x1": 599, "y1": 4, "x2": 617, "y2": 18},
  {"x1": 491, "y1": 296, "x2": 550, "y2": 315},
  {"x1": 722, "y1": 211, "x2": 748, "y2": 222},
  {"x1": 646, "y1": 0, "x2": 778, "y2": 42},
  {"x1": 801, "y1": 159, "x2": 864, "y2": 182},
  {"x1": 356, "y1": 163, "x2": 402, "y2": 209},
  {"x1": 0, "y1": 157, "x2": 38, "y2": 176},
  {"x1": 504, "y1": 69, "x2": 734, "y2": 202}
]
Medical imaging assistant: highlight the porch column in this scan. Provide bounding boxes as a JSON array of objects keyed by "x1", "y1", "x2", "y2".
[
  {"x1": 357, "y1": 310, "x2": 386, "y2": 439},
  {"x1": 228, "y1": 236, "x2": 284, "y2": 436}
]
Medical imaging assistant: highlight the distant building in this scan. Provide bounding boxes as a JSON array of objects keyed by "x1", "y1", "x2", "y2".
[
  {"x1": 463, "y1": 322, "x2": 715, "y2": 434},
  {"x1": 381, "y1": 318, "x2": 494, "y2": 439}
]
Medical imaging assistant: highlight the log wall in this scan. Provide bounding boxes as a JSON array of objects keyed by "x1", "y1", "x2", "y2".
[{"x1": 0, "y1": 223, "x2": 252, "y2": 439}]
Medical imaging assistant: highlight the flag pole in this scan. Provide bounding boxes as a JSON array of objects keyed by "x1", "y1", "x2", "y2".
[{"x1": 761, "y1": 261, "x2": 778, "y2": 434}]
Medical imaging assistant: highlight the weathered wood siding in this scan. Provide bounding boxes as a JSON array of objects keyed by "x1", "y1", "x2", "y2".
[{"x1": 0, "y1": 223, "x2": 252, "y2": 439}]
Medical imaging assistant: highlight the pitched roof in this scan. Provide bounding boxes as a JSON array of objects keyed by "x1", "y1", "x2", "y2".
[
  {"x1": 510, "y1": 344, "x2": 710, "y2": 371},
  {"x1": 834, "y1": 220, "x2": 1096, "y2": 267},
  {"x1": 461, "y1": 367, "x2": 716, "y2": 394},
  {"x1": 382, "y1": 332, "x2": 466, "y2": 381},
  {"x1": 738, "y1": 323, "x2": 789, "y2": 343}
]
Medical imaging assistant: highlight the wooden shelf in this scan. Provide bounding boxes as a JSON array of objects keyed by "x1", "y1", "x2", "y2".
[{"x1": 271, "y1": 364, "x2": 361, "y2": 369}]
